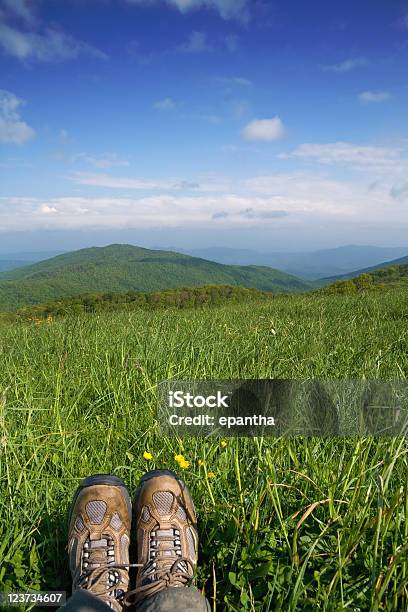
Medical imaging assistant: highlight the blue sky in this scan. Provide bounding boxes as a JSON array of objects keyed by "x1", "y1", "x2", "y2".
[{"x1": 1, "y1": 0, "x2": 408, "y2": 253}]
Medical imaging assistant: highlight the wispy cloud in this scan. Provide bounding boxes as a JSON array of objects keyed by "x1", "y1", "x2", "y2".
[
  {"x1": 212, "y1": 207, "x2": 288, "y2": 220},
  {"x1": 239, "y1": 208, "x2": 288, "y2": 219},
  {"x1": 180, "y1": 30, "x2": 208, "y2": 53},
  {"x1": 216, "y1": 76, "x2": 253, "y2": 87},
  {"x1": 201, "y1": 114, "x2": 223, "y2": 124},
  {"x1": 153, "y1": 97, "x2": 177, "y2": 110},
  {"x1": 0, "y1": 1, "x2": 107, "y2": 62},
  {"x1": 0, "y1": 23, "x2": 107, "y2": 62},
  {"x1": 395, "y1": 11, "x2": 408, "y2": 30},
  {"x1": 0, "y1": 89, "x2": 35, "y2": 144},
  {"x1": 232, "y1": 100, "x2": 250, "y2": 118},
  {"x1": 242, "y1": 117, "x2": 286, "y2": 142},
  {"x1": 224, "y1": 34, "x2": 239, "y2": 52},
  {"x1": 390, "y1": 182, "x2": 408, "y2": 200},
  {"x1": 75, "y1": 154, "x2": 130, "y2": 169},
  {"x1": 1, "y1": 0, "x2": 36, "y2": 24},
  {"x1": 358, "y1": 91, "x2": 392, "y2": 103},
  {"x1": 126, "y1": 0, "x2": 250, "y2": 22},
  {"x1": 0, "y1": 193, "x2": 304, "y2": 232},
  {"x1": 70, "y1": 172, "x2": 201, "y2": 191},
  {"x1": 279, "y1": 142, "x2": 401, "y2": 167},
  {"x1": 278, "y1": 142, "x2": 408, "y2": 206},
  {"x1": 321, "y1": 57, "x2": 369, "y2": 72},
  {"x1": 3, "y1": 165, "x2": 408, "y2": 232}
]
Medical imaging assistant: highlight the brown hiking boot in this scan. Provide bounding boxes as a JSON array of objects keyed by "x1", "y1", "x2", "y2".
[
  {"x1": 68, "y1": 474, "x2": 132, "y2": 611},
  {"x1": 128, "y1": 469, "x2": 198, "y2": 605}
]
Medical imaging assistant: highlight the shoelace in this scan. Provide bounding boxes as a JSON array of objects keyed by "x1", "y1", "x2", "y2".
[
  {"x1": 123, "y1": 557, "x2": 194, "y2": 606},
  {"x1": 75, "y1": 537, "x2": 141, "y2": 609},
  {"x1": 144, "y1": 527, "x2": 186, "y2": 576},
  {"x1": 123, "y1": 526, "x2": 194, "y2": 606}
]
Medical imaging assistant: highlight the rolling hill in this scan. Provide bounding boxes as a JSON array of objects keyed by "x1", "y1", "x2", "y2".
[{"x1": 0, "y1": 244, "x2": 310, "y2": 311}]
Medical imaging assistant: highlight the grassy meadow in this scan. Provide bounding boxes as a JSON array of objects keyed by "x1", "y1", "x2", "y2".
[{"x1": 0, "y1": 288, "x2": 407, "y2": 610}]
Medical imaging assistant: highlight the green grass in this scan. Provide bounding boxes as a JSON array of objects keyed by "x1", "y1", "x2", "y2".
[{"x1": 0, "y1": 289, "x2": 407, "y2": 610}]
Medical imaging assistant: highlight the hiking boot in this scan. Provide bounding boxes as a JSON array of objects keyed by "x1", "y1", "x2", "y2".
[
  {"x1": 68, "y1": 474, "x2": 132, "y2": 611},
  {"x1": 129, "y1": 469, "x2": 198, "y2": 605}
]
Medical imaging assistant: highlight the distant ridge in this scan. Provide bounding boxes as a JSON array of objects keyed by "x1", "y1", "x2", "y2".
[
  {"x1": 0, "y1": 244, "x2": 310, "y2": 311},
  {"x1": 322, "y1": 254, "x2": 408, "y2": 283},
  {"x1": 162, "y1": 245, "x2": 408, "y2": 280},
  {"x1": 0, "y1": 260, "x2": 33, "y2": 273}
]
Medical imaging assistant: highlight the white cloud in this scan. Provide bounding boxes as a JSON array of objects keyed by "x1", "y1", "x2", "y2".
[
  {"x1": 358, "y1": 91, "x2": 392, "y2": 104},
  {"x1": 279, "y1": 142, "x2": 401, "y2": 168},
  {"x1": 0, "y1": 22, "x2": 107, "y2": 62},
  {"x1": 242, "y1": 117, "x2": 286, "y2": 142},
  {"x1": 3, "y1": 174, "x2": 404, "y2": 233},
  {"x1": 321, "y1": 57, "x2": 369, "y2": 72},
  {"x1": 244, "y1": 171, "x2": 408, "y2": 225},
  {"x1": 3, "y1": 162, "x2": 408, "y2": 233},
  {"x1": 0, "y1": 89, "x2": 35, "y2": 144},
  {"x1": 75, "y1": 153, "x2": 130, "y2": 169},
  {"x1": 37, "y1": 204, "x2": 58, "y2": 214},
  {"x1": 0, "y1": 194, "x2": 291, "y2": 231},
  {"x1": 181, "y1": 30, "x2": 208, "y2": 52},
  {"x1": 244, "y1": 173, "x2": 361, "y2": 216},
  {"x1": 153, "y1": 97, "x2": 177, "y2": 110},
  {"x1": 126, "y1": 0, "x2": 249, "y2": 21},
  {"x1": 279, "y1": 142, "x2": 408, "y2": 209}
]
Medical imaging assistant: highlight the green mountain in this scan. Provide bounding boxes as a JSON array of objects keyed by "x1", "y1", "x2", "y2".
[{"x1": 0, "y1": 244, "x2": 310, "y2": 311}]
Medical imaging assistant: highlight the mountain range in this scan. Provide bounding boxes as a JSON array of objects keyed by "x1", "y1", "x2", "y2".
[
  {"x1": 1, "y1": 245, "x2": 407, "y2": 280},
  {"x1": 168, "y1": 245, "x2": 408, "y2": 280},
  {"x1": 0, "y1": 244, "x2": 310, "y2": 311},
  {"x1": 1, "y1": 244, "x2": 407, "y2": 312}
]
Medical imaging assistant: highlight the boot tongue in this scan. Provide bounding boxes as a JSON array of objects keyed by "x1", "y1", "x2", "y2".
[
  {"x1": 155, "y1": 528, "x2": 179, "y2": 568},
  {"x1": 147, "y1": 527, "x2": 188, "y2": 582},
  {"x1": 87, "y1": 538, "x2": 109, "y2": 568}
]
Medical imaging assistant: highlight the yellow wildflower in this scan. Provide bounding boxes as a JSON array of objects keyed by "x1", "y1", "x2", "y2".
[
  {"x1": 174, "y1": 454, "x2": 190, "y2": 469},
  {"x1": 220, "y1": 440, "x2": 227, "y2": 448},
  {"x1": 143, "y1": 451, "x2": 153, "y2": 460},
  {"x1": 198, "y1": 459, "x2": 204, "y2": 466},
  {"x1": 207, "y1": 472, "x2": 216, "y2": 479}
]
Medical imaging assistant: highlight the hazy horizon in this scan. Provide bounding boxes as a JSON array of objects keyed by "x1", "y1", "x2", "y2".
[{"x1": 0, "y1": 236, "x2": 407, "y2": 257}]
